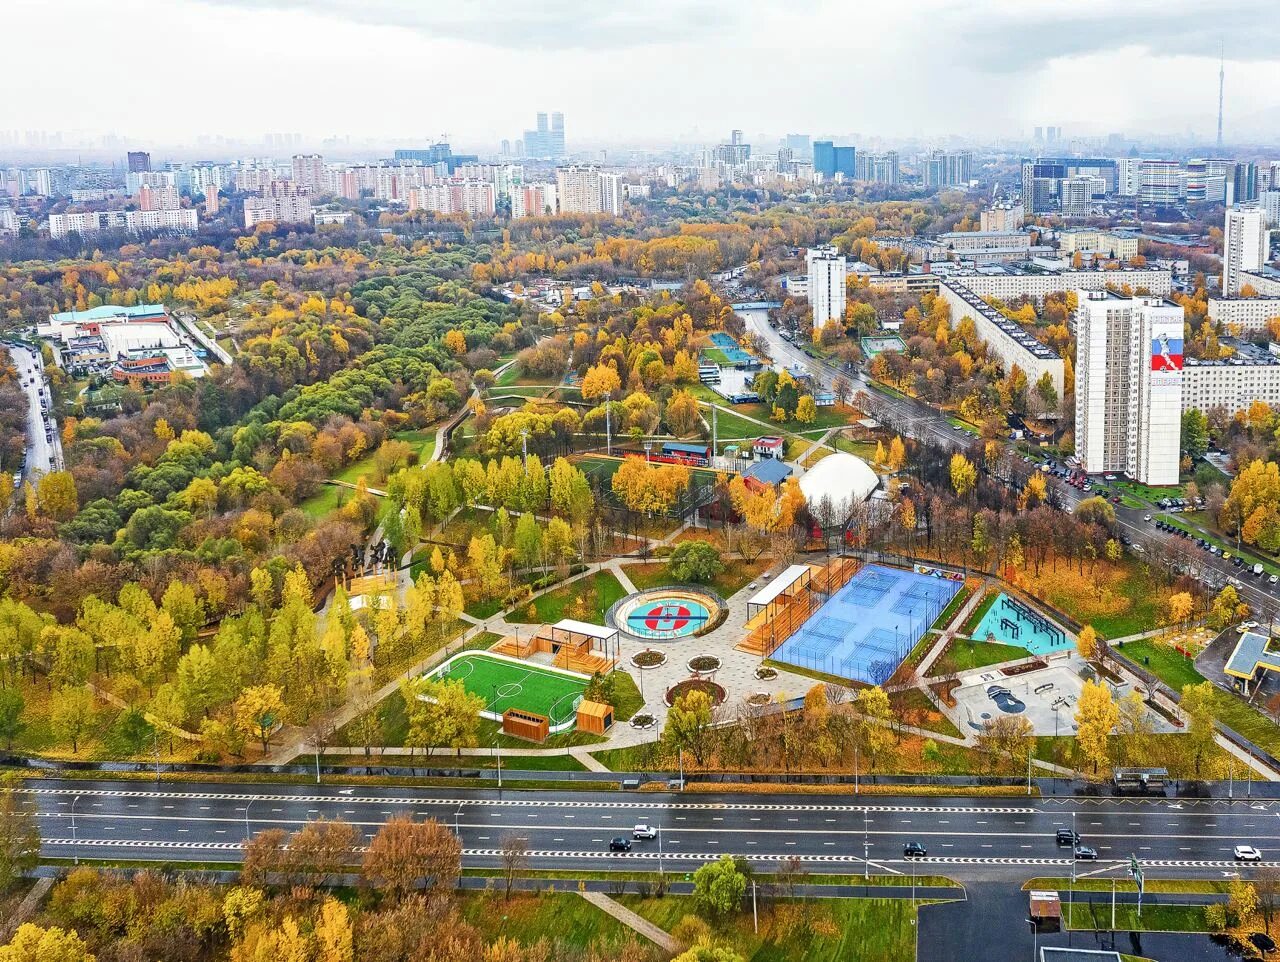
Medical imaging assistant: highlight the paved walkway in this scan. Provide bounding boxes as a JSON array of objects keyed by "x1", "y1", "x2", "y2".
[
  {"x1": 916, "y1": 578, "x2": 989, "y2": 679},
  {"x1": 578, "y1": 891, "x2": 679, "y2": 953}
]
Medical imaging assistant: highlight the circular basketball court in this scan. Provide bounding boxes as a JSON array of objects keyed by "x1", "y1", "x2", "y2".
[{"x1": 609, "y1": 588, "x2": 724, "y2": 640}]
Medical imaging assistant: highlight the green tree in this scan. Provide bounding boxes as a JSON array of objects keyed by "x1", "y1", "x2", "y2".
[
  {"x1": 692, "y1": 855, "x2": 747, "y2": 921},
  {"x1": 1181, "y1": 681, "x2": 1218, "y2": 778},
  {"x1": 50, "y1": 687, "x2": 94, "y2": 754},
  {"x1": 402, "y1": 677, "x2": 485, "y2": 756},
  {"x1": 512, "y1": 512, "x2": 544, "y2": 571},
  {"x1": 1181, "y1": 408, "x2": 1210, "y2": 458},
  {"x1": 0, "y1": 774, "x2": 39, "y2": 892},
  {"x1": 855, "y1": 686, "x2": 897, "y2": 769},
  {"x1": 673, "y1": 943, "x2": 746, "y2": 962},
  {"x1": 664, "y1": 688, "x2": 715, "y2": 765},
  {"x1": 667, "y1": 541, "x2": 725, "y2": 584},
  {"x1": 0, "y1": 691, "x2": 23, "y2": 751},
  {"x1": 175, "y1": 644, "x2": 221, "y2": 720}
]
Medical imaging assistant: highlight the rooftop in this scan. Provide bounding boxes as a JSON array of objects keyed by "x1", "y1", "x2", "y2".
[
  {"x1": 49, "y1": 304, "x2": 168, "y2": 324},
  {"x1": 1185, "y1": 339, "x2": 1280, "y2": 369},
  {"x1": 942, "y1": 280, "x2": 1061, "y2": 360}
]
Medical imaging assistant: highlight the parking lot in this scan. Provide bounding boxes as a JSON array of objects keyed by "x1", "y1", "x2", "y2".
[{"x1": 949, "y1": 659, "x2": 1178, "y2": 737}]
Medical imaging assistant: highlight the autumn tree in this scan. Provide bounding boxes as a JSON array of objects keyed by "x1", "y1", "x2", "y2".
[
  {"x1": 949, "y1": 452, "x2": 977, "y2": 497},
  {"x1": 1075, "y1": 625, "x2": 1098, "y2": 662},
  {"x1": 854, "y1": 686, "x2": 898, "y2": 769},
  {"x1": 51, "y1": 688, "x2": 94, "y2": 754},
  {"x1": 362, "y1": 816, "x2": 461, "y2": 899},
  {"x1": 581, "y1": 362, "x2": 622, "y2": 401},
  {"x1": 0, "y1": 924, "x2": 95, "y2": 962},
  {"x1": 692, "y1": 855, "x2": 747, "y2": 921},
  {"x1": 234, "y1": 685, "x2": 286, "y2": 756},
  {"x1": 888, "y1": 436, "x2": 907, "y2": 472},
  {"x1": 1075, "y1": 679, "x2": 1118, "y2": 776}
]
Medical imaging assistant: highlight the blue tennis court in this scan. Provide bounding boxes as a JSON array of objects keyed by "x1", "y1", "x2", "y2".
[
  {"x1": 709, "y1": 331, "x2": 753, "y2": 365},
  {"x1": 771, "y1": 564, "x2": 961, "y2": 685}
]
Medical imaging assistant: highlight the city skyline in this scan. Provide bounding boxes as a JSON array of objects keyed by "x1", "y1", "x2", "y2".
[{"x1": 6, "y1": 0, "x2": 1280, "y2": 150}]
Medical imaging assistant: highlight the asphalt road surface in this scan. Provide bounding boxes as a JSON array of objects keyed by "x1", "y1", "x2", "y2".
[
  {"x1": 27, "y1": 778, "x2": 1280, "y2": 881},
  {"x1": 7, "y1": 343, "x2": 60, "y2": 478},
  {"x1": 740, "y1": 309, "x2": 1280, "y2": 613}
]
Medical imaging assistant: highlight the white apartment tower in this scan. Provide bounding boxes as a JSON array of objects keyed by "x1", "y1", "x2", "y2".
[
  {"x1": 805, "y1": 246, "x2": 847, "y2": 326},
  {"x1": 1075, "y1": 291, "x2": 1184, "y2": 485},
  {"x1": 291, "y1": 154, "x2": 326, "y2": 192},
  {"x1": 1223, "y1": 205, "x2": 1269, "y2": 296}
]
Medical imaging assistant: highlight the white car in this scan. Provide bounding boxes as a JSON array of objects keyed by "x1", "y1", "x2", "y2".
[
  {"x1": 633, "y1": 824, "x2": 657, "y2": 840},
  {"x1": 1234, "y1": 845, "x2": 1263, "y2": 862}
]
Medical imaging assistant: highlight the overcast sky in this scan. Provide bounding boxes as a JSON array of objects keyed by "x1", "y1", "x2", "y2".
[{"x1": 8, "y1": 0, "x2": 1280, "y2": 149}]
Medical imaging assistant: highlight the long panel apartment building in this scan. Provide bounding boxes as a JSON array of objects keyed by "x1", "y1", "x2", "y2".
[
  {"x1": 1074, "y1": 290, "x2": 1183, "y2": 485},
  {"x1": 1183, "y1": 340, "x2": 1280, "y2": 415},
  {"x1": 938, "y1": 280, "x2": 1064, "y2": 398}
]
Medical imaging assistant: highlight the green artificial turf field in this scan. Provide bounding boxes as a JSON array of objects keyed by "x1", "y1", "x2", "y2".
[{"x1": 433, "y1": 653, "x2": 587, "y2": 725}]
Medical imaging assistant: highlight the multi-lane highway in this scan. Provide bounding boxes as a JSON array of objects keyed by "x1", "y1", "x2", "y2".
[
  {"x1": 26, "y1": 778, "x2": 1280, "y2": 880},
  {"x1": 740, "y1": 308, "x2": 1280, "y2": 614}
]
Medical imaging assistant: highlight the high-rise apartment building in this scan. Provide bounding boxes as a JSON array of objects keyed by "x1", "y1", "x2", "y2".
[
  {"x1": 1116, "y1": 158, "x2": 1142, "y2": 197},
  {"x1": 137, "y1": 184, "x2": 180, "y2": 211},
  {"x1": 511, "y1": 183, "x2": 556, "y2": 219},
  {"x1": 1228, "y1": 162, "x2": 1259, "y2": 205},
  {"x1": 555, "y1": 166, "x2": 622, "y2": 215},
  {"x1": 1139, "y1": 160, "x2": 1182, "y2": 208},
  {"x1": 127, "y1": 151, "x2": 151, "y2": 173},
  {"x1": 1060, "y1": 176, "x2": 1103, "y2": 219},
  {"x1": 923, "y1": 150, "x2": 972, "y2": 187},
  {"x1": 243, "y1": 181, "x2": 313, "y2": 228},
  {"x1": 784, "y1": 134, "x2": 811, "y2": 159},
  {"x1": 1223, "y1": 205, "x2": 1269, "y2": 296},
  {"x1": 599, "y1": 173, "x2": 623, "y2": 216},
  {"x1": 291, "y1": 154, "x2": 326, "y2": 192},
  {"x1": 805, "y1": 246, "x2": 847, "y2": 326},
  {"x1": 1075, "y1": 290, "x2": 1184, "y2": 485}
]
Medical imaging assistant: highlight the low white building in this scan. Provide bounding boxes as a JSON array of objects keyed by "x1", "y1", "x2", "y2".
[
  {"x1": 49, "y1": 208, "x2": 197, "y2": 239},
  {"x1": 1208, "y1": 296, "x2": 1280, "y2": 334},
  {"x1": 938, "y1": 281, "x2": 1065, "y2": 398},
  {"x1": 1183, "y1": 340, "x2": 1280, "y2": 415}
]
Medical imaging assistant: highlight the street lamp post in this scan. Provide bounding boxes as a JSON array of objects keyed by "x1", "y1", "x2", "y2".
[
  {"x1": 455, "y1": 805, "x2": 464, "y2": 840},
  {"x1": 1069, "y1": 810, "x2": 1076, "y2": 945},
  {"x1": 70, "y1": 794, "x2": 82, "y2": 866},
  {"x1": 1026, "y1": 918, "x2": 1037, "y2": 962},
  {"x1": 604, "y1": 392, "x2": 612, "y2": 456},
  {"x1": 863, "y1": 810, "x2": 870, "y2": 880},
  {"x1": 658, "y1": 824, "x2": 665, "y2": 881},
  {"x1": 244, "y1": 798, "x2": 255, "y2": 845},
  {"x1": 520, "y1": 428, "x2": 529, "y2": 466}
]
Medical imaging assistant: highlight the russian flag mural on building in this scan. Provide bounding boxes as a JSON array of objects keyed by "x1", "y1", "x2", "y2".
[{"x1": 1151, "y1": 334, "x2": 1183, "y2": 372}]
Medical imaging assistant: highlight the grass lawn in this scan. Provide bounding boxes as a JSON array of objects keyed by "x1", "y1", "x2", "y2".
[
  {"x1": 299, "y1": 483, "x2": 350, "y2": 520},
  {"x1": 959, "y1": 589, "x2": 998, "y2": 636},
  {"x1": 734, "y1": 402, "x2": 858, "y2": 431},
  {"x1": 703, "y1": 404, "x2": 769, "y2": 441},
  {"x1": 506, "y1": 570, "x2": 628, "y2": 625},
  {"x1": 1024, "y1": 877, "x2": 1233, "y2": 895},
  {"x1": 459, "y1": 891, "x2": 656, "y2": 957},
  {"x1": 607, "y1": 670, "x2": 645, "y2": 722},
  {"x1": 702, "y1": 347, "x2": 732, "y2": 365},
  {"x1": 464, "y1": 595, "x2": 507, "y2": 619},
  {"x1": 1064, "y1": 902, "x2": 1212, "y2": 932},
  {"x1": 394, "y1": 428, "x2": 437, "y2": 463},
  {"x1": 932, "y1": 583, "x2": 974, "y2": 631},
  {"x1": 889, "y1": 687, "x2": 962, "y2": 738},
  {"x1": 334, "y1": 453, "x2": 379, "y2": 486},
  {"x1": 616, "y1": 894, "x2": 924, "y2": 962},
  {"x1": 1113, "y1": 638, "x2": 1280, "y2": 759},
  {"x1": 1114, "y1": 479, "x2": 1187, "y2": 503},
  {"x1": 833, "y1": 435, "x2": 879, "y2": 460},
  {"x1": 624, "y1": 556, "x2": 772, "y2": 599},
  {"x1": 931, "y1": 637, "x2": 1027, "y2": 675},
  {"x1": 434, "y1": 653, "x2": 589, "y2": 723}
]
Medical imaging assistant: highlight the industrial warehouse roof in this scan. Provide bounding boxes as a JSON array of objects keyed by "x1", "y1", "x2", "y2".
[{"x1": 49, "y1": 304, "x2": 169, "y2": 323}]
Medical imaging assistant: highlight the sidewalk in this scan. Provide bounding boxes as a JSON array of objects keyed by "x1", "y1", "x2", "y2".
[{"x1": 578, "y1": 891, "x2": 679, "y2": 953}]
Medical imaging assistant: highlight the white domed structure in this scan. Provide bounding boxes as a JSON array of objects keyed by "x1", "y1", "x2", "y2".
[{"x1": 798, "y1": 451, "x2": 879, "y2": 515}]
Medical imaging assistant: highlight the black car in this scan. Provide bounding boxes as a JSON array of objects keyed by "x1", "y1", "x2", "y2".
[
  {"x1": 1055, "y1": 829, "x2": 1079, "y2": 845},
  {"x1": 608, "y1": 837, "x2": 632, "y2": 852},
  {"x1": 903, "y1": 842, "x2": 927, "y2": 858},
  {"x1": 1074, "y1": 846, "x2": 1098, "y2": 860}
]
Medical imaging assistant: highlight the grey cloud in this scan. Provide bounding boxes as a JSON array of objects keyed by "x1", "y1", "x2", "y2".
[
  {"x1": 944, "y1": 1, "x2": 1280, "y2": 73},
  {"x1": 201, "y1": 0, "x2": 737, "y2": 50}
]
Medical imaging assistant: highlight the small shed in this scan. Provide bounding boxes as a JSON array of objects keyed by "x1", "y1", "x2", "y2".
[
  {"x1": 576, "y1": 699, "x2": 614, "y2": 736},
  {"x1": 503, "y1": 708, "x2": 550, "y2": 743},
  {"x1": 1028, "y1": 890, "x2": 1061, "y2": 931}
]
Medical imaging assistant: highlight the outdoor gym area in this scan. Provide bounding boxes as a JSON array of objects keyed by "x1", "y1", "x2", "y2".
[{"x1": 972, "y1": 592, "x2": 1070, "y2": 656}]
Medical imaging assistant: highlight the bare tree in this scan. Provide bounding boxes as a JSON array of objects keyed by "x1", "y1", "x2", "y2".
[
  {"x1": 289, "y1": 817, "x2": 359, "y2": 887},
  {"x1": 500, "y1": 832, "x2": 529, "y2": 900},
  {"x1": 1258, "y1": 867, "x2": 1280, "y2": 934}
]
